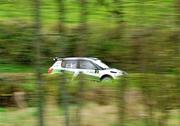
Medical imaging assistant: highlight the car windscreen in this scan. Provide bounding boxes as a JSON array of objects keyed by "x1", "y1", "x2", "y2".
[{"x1": 94, "y1": 60, "x2": 109, "y2": 69}]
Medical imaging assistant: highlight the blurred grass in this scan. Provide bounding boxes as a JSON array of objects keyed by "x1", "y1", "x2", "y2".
[
  {"x1": 0, "y1": 105, "x2": 179, "y2": 126},
  {"x1": 0, "y1": 64, "x2": 49, "y2": 73},
  {"x1": 0, "y1": 107, "x2": 37, "y2": 126},
  {"x1": 0, "y1": 64, "x2": 34, "y2": 73},
  {"x1": 0, "y1": 107, "x2": 7, "y2": 112},
  {"x1": 0, "y1": 73, "x2": 179, "y2": 126}
]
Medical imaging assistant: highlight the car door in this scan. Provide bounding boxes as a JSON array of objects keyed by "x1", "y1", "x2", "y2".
[
  {"x1": 61, "y1": 60, "x2": 79, "y2": 77},
  {"x1": 78, "y1": 60, "x2": 100, "y2": 80}
]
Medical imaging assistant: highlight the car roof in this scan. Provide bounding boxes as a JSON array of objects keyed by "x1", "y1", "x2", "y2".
[{"x1": 63, "y1": 57, "x2": 98, "y2": 60}]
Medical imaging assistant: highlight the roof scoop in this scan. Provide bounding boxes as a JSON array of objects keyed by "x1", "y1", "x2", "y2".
[{"x1": 53, "y1": 57, "x2": 63, "y2": 61}]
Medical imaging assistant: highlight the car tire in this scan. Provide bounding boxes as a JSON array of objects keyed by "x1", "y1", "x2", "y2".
[{"x1": 101, "y1": 76, "x2": 112, "y2": 82}]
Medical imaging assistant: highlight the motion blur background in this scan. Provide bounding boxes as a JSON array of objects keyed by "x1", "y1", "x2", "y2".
[{"x1": 0, "y1": 0, "x2": 179, "y2": 126}]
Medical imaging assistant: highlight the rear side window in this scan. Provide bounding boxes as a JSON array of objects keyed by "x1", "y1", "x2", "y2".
[
  {"x1": 62, "y1": 60, "x2": 77, "y2": 69},
  {"x1": 53, "y1": 61, "x2": 61, "y2": 67}
]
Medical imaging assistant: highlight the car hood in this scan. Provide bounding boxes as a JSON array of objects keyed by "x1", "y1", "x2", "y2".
[
  {"x1": 109, "y1": 68, "x2": 122, "y2": 72},
  {"x1": 107, "y1": 68, "x2": 127, "y2": 75}
]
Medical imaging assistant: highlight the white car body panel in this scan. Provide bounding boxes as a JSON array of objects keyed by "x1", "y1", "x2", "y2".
[{"x1": 49, "y1": 57, "x2": 126, "y2": 80}]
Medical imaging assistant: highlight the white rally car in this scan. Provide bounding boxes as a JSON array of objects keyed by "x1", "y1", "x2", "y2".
[{"x1": 48, "y1": 57, "x2": 127, "y2": 81}]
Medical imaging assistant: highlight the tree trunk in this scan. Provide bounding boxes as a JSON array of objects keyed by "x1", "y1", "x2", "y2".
[{"x1": 34, "y1": 0, "x2": 44, "y2": 126}]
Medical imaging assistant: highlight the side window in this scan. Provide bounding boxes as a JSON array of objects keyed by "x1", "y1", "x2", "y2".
[
  {"x1": 53, "y1": 61, "x2": 61, "y2": 67},
  {"x1": 62, "y1": 60, "x2": 77, "y2": 69},
  {"x1": 79, "y1": 60, "x2": 97, "y2": 70}
]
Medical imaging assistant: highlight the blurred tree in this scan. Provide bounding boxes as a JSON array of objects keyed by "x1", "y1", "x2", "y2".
[
  {"x1": 56, "y1": 1, "x2": 70, "y2": 126},
  {"x1": 75, "y1": 0, "x2": 88, "y2": 126},
  {"x1": 57, "y1": 0, "x2": 67, "y2": 57},
  {"x1": 132, "y1": 1, "x2": 156, "y2": 126},
  {"x1": 75, "y1": 0, "x2": 88, "y2": 56},
  {"x1": 34, "y1": 0, "x2": 44, "y2": 126},
  {"x1": 0, "y1": 22, "x2": 35, "y2": 64},
  {"x1": 174, "y1": 0, "x2": 180, "y2": 117},
  {"x1": 110, "y1": 1, "x2": 128, "y2": 126}
]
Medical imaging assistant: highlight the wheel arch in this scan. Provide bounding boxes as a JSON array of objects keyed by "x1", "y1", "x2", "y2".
[{"x1": 100, "y1": 74, "x2": 113, "y2": 81}]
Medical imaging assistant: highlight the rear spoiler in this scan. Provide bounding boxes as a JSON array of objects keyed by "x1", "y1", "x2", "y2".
[{"x1": 53, "y1": 57, "x2": 63, "y2": 61}]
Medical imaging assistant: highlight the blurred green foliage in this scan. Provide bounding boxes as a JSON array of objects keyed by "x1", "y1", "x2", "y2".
[
  {"x1": 0, "y1": 1, "x2": 179, "y2": 126},
  {"x1": 0, "y1": 0, "x2": 175, "y2": 26},
  {"x1": 0, "y1": 0, "x2": 178, "y2": 73},
  {"x1": 0, "y1": 21, "x2": 178, "y2": 73}
]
